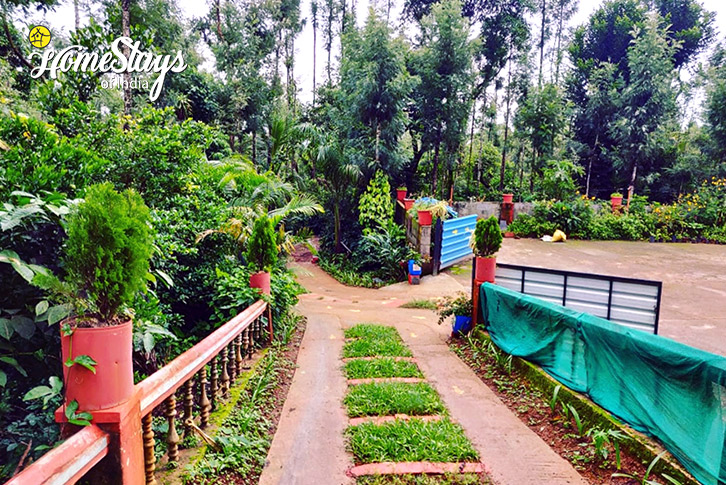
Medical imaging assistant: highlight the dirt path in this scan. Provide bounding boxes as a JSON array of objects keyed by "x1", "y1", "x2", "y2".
[
  {"x1": 448, "y1": 239, "x2": 726, "y2": 356},
  {"x1": 260, "y1": 264, "x2": 588, "y2": 485}
]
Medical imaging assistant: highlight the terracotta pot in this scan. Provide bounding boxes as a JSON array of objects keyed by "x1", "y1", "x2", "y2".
[
  {"x1": 62, "y1": 319, "x2": 134, "y2": 411},
  {"x1": 396, "y1": 189, "x2": 407, "y2": 201},
  {"x1": 249, "y1": 271, "x2": 271, "y2": 295},
  {"x1": 417, "y1": 210, "x2": 432, "y2": 226},
  {"x1": 502, "y1": 193, "x2": 514, "y2": 204},
  {"x1": 474, "y1": 256, "x2": 496, "y2": 283},
  {"x1": 403, "y1": 198, "x2": 415, "y2": 210},
  {"x1": 611, "y1": 196, "x2": 623, "y2": 211}
]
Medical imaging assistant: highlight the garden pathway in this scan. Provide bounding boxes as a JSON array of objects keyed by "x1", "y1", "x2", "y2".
[{"x1": 259, "y1": 263, "x2": 588, "y2": 485}]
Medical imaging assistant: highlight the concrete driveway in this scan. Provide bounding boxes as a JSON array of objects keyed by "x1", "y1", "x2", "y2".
[{"x1": 448, "y1": 239, "x2": 726, "y2": 356}]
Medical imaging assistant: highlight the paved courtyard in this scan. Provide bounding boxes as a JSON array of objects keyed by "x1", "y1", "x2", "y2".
[{"x1": 449, "y1": 239, "x2": 726, "y2": 356}]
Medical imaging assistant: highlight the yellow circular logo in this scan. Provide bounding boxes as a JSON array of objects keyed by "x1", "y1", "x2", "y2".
[{"x1": 29, "y1": 25, "x2": 51, "y2": 48}]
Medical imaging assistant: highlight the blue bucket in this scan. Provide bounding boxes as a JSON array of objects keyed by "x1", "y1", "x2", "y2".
[
  {"x1": 408, "y1": 259, "x2": 422, "y2": 276},
  {"x1": 452, "y1": 315, "x2": 472, "y2": 335}
]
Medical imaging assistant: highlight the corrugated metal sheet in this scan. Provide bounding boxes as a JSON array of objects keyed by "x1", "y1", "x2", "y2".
[
  {"x1": 495, "y1": 264, "x2": 662, "y2": 334},
  {"x1": 439, "y1": 214, "x2": 478, "y2": 270}
]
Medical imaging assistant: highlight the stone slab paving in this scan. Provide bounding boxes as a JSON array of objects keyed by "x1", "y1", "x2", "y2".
[{"x1": 261, "y1": 262, "x2": 589, "y2": 485}]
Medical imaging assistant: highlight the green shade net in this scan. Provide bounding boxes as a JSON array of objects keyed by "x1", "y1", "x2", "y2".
[{"x1": 480, "y1": 283, "x2": 726, "y2": 485}]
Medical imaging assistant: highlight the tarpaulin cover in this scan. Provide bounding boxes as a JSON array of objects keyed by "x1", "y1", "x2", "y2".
[{"x1": 480, "y1": 283, "x2": 726, "y2": 485}]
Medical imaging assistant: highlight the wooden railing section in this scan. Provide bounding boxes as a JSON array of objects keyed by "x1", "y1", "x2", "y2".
[{"x1": 5, "y1": 300, "x2": 272, "y2": 485}]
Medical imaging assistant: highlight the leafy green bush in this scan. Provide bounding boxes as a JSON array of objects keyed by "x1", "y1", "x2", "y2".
[
  {"x1": 589, "y1": 212, "x2": 650, "y2": 241},
  {"x1": 507, "y1": 213, "x2": 555, "y2": 238},
  {"x1": 541, "y1": 160, "x2": 584, "y2": 200},
  {"x1": 532, "y1": 199, "x2": 594, "y2": 238},
  {"x1": 64, "y1": 183, "x2": 154, "y2": 322},
  {"x1": 246, "y1": 216, "x2": 278, "y2": 273},
  {"x1": 358, "y1": 170, "x2": 394, "y2": 233},
  {"x1": 354, "y1": 220, "x2": 417, "y2": 281},
  {"x1": 472, "y1": 216, "x2": 502, "y2": 257}
]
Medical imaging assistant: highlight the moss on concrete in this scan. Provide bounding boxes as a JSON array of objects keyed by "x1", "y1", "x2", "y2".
[{"x1": 469, "y1": 329, "x2": 699, "y2": 485}]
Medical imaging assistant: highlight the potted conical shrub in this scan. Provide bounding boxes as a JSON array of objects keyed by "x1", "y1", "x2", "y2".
[
  {"x1": 471, "y1": 215, "x2": 502, "y2": 283},
  {"x1": 247, "y1": 215, "x2": 278, "y2": 295},
  {"x1": 436, "y1": 292, "x2": 474, "y2": 336},
  {"x1": 57, "y1": 183, "x2": 153, "y2": 412},
  {"x1": 396, "y1": 187, "x2": 407, "y2": 201}
]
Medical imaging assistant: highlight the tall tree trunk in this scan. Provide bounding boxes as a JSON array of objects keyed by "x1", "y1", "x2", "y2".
[
  {"x1": 334, "y1": 203, "x2": 342, "y2": 252},
  {"x1": 468, "y1": 97, "x2": 477, "y2": 188},
  {"x1": 326, "y1": 3, "x2": 333, "y2": 84},
  {"x1": 554, "y1": 0, "x2": 565, "y2": 85},
  {"x1": 341, "y1": 0, "x2": 347, "y2": 33},
  {"x1": 538, "y1": 0, "x2": 547, "y2": 87},
  {"x1": 121, "y1": 0, "x2": 131, "y2": 122},
  {"x1": 74, "y1": 0, "x2": 80, "y2": 30},
  {"x1": 375, "y1": 122, "x2": 380, "y2": 166},
  {"x1": 627, "y1": 162, "x2": 638, "y2": 208},
  {"x1": 406, "y1": 133, "x2": 423, "y2": 190},
  {"x1": 499, "y1": 49, "x2": 514, "y2": 192},
  {"x1": 252, "y1": 130, "x2": 257, "y2": 164},
  {"x1": 216, "y1": 0, "x2": 223, "y2": 41},
  {"x1": 432, "y1": 138, "x2": 440, "y2": 196},
  {"x1": 586, "y1": 133, "x2": 598, "y2": 197},
  {"x1": 312, "y1": 2, "x2": 317, "y2": 104}
]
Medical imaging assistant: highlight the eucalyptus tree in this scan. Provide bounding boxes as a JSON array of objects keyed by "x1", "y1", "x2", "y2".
[
  {"x1": 407, "y1": 0, "x2": 473, "y2": 196},
  {"x1": 338, "y1": 9, "x2": 412, "y2": 179}
]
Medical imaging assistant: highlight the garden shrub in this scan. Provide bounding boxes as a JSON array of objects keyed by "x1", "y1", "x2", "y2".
[
  {"x1": 358, "y1": 170, "x2": 393, "y2": 233},
  {"x1": 531, "y1": 198, "x2": 594, "y2": 238},
  {"x1": 64, "y1": 183, "x2": 154, "y2": 321},
  {"x1": 354, "y1": 220, "x2": 418, "y2": 282},
  {"x1": 246, "y1": 216, "x2": 278, "y2": 273},
  {"x1": 472, "y1": 216, "x2": 502, "y2": 257}
]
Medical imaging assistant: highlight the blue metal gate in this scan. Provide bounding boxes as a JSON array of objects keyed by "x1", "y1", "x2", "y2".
[{"x1": 438, "y1": 214, "x2": 478, "y2": 270}]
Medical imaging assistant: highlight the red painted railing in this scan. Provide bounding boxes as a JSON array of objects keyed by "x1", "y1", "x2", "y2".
[{"x1": 4, "y1": 300, "x2": 271, "y2": 485}]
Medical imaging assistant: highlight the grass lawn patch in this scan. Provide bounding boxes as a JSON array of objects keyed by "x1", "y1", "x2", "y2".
[
  {"x1": 399, "y1": 299, "x2": 438, "y2": 310},
  {"x1": 345, "y1": 324, "x2": 402, "y2": 341},
  {"x1": 358, "y1": 474, "x2": 487, "y2": 484},
  {"x1": 344, "y1": 382, "x2": 446, "y2": 417},
  {"x1": 343, "y1": 338, "x2": 412, "y2": 358},
  {"x1": 344, "y1": 358, "x2": 423, "y2": 379},
  {"x1": 346, "y1": 419, "x2": 479, "y2": 464}
]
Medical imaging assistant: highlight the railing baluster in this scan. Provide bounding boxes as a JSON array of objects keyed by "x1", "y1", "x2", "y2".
[
  {"x1": 210, "y1": 358, "x2": 218, "y2": 408},
  {"x1": 249, "y1": 322, "x2": 255, "y2": 353},
  {"x1": 199, "y1": 366, "x2": 211, "y2": 428},
  {"x1": 229, "y1": 343, "x2": 237, "y2": 382},
  {"x1": 165, "y1": 394, "x2": 180, "y2": 463},
  {"x1": 244, "y1": 328, "x2": 251, "y2": 359},
  {"x1": 142, "y1": 413, "x2": 157, "y2": 485},
  {"x1": 221, "y1": 348, "x2": 230, "y2": 398},
  {"x1": 235, "y1": 334, "x2": 243, "y2": 377},
  {"x1": 183, "y1": 379, "x2": 194, "y2": 438}
]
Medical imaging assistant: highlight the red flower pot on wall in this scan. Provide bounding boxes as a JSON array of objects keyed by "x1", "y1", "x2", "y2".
[
  {"x1": 611, "y1": 196, "x2": 623, "y2": 212},
  {"x1": 474, "y1": 256, "x2": 496, "y2": 283},
  {"x1": 417, "y1": 210, "x2": 432, "y2": 226},
  {"x1": 249, "y1": 271, "x2": 271, "y2": 295},
  {"x1": 404, "y1": 198, "x2": 415, "y2": 210},
  {"x1": 61, "y1": 319, "x2": 134, "y2": 411},
  {"x1": 502, "y1": 193, "x2": 514, "y2": 204},
  {"x1": 396, "y1": 189, "x2": 407, "y2": 201}
]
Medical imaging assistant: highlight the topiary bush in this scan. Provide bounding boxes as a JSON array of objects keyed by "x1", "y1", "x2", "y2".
[
  {"x1": 358, "y1": 170, "x2": 393, "y2": 233},
  {"x1": 64, "y1": 183, "x2": 154, "y2": 323},
  {"x1": 472, "y1": 216, "x2": 502, "y2": 258},
  {"x1": 246, "y1": 215, "x2": 278, "y2": 273}
]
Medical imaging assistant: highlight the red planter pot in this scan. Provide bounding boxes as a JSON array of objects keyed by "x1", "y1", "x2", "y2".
[
  {"x1": 417, "y1": 210, "x2": 432, "y2": 226},
  {"x1": 396, "y1": 189, "x2": 407, "y2": 201},
  {"x1": 61, "y1": 319, "x2": 134, "y2": 411},
  {"x1": 249, "y1": 271, "x2": 271, "y2": 295},
  {"x1": 403, "y1": 198, "x2": 415, "y2": 210},
  {"x1": 611, "y1": 196, "x2": 623, "y2": 212},
  {"x1": 474, "y1": 256, "x2": 496, "y2": 283},
  {"x1": 502, "y1": 193, "x2": 514, "y2": 204}
]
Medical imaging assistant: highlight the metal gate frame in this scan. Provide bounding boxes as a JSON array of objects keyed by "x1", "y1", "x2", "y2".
[{"x1": 495, "y1": 263, "x2": 663, "y2": 334}]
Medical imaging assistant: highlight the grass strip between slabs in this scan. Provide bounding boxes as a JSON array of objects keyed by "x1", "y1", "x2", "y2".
[
  {"x1": 346, "y1": 418, "x2": 479, "y2": 464},
  {"x1": 345, "y1": 324, "x2": 403, "y2": 341},
  {"x1": 344, "y1": 358, "x2": 424, "y2": 379},
  {"x1": 357, "y1": 474, "x2": 487, "y2": 484},
  {"x1": 399, "y1": 299, "x2": 438, "y2": 310},
  {"x1": 344, "y1": 338, "x2": 413, "y2": 358},
  {"x1": 345, "y1": 381, "x2": 446, "y2": 417}
]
